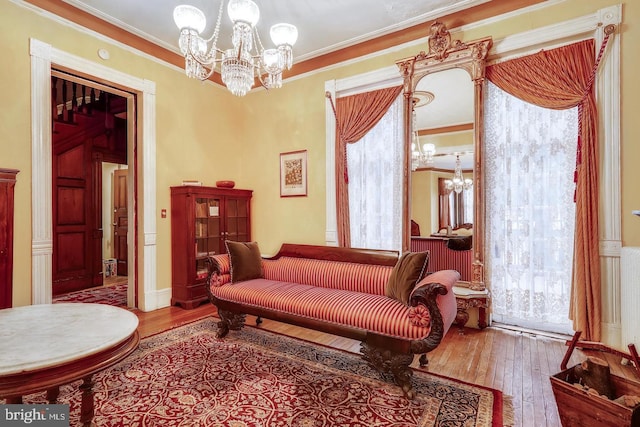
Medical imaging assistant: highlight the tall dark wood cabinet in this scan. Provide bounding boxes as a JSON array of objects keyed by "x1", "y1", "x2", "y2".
[
  {"x1": 0, "y1": 168, "x2": 19, "y2": 309},
  {"x1": 170, "y1": 185, "x2": 252, "y2": 309}
]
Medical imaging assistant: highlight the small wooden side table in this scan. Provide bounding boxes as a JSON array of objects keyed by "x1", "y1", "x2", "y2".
[
  {"x1": 453, "y1": 286, "x2": 490, "y2": 330},
  {"x1": 0, "y1": 303, "x2": 139, "y2": 426}
]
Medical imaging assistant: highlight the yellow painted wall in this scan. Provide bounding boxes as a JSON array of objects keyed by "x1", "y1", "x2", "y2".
[
  {"x1": 3, "y1": 0, "x2": 639, "y2": 306},
  {"x1": 411, "y1": 170, "x2": 436, "y2": 235},
  {"x1": 0, "y1": 1, "x2": 244, "y2": 305}
]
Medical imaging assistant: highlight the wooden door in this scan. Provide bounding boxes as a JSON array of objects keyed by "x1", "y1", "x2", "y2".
[
  {"x1": 53, "y1": 141, "x2": 102, "y2": 294},
  {"x1": 0, "y1": 169, "x2": 18, "y2": 309},
  {"x1": 112, "y1": 168, "x2": 128, "y2": 276}
]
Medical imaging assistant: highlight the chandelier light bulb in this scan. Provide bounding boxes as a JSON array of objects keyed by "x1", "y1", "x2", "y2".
[
  {"x1": 270, "y1": 23, "x2": 298, "y2": 46},
  {"x1": 227, "y1": 0, "x2": 260, "y2": 26},
  {"x1": 424, "y1": 143, "x2": 435, "y2": 155},
  {"x1": 173, "y1": 5, "x2": 206, "y2": 33},
  {"x1": 262, "y1": 48, "x2": 280, "y2": 71}
]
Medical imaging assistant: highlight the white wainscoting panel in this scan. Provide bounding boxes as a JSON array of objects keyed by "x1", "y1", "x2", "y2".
[{"x1": 621, "y1": 247, "x2": 640, "y2": 349}]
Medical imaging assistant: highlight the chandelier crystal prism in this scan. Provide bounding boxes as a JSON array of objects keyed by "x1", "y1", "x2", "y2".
[{"x1": 173, "y1": 0, "x2": 298, "y2": 96}]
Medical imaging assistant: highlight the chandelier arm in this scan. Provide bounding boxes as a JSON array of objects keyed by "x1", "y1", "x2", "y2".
[
  {"x1": 185, "y1": 45, "x2": 215, "y2": 66},
  {"x1": 182, "y1": 38, "x2": 215, "y2": 64},
  {"x1": 256, "y1": 72, "x2": 270, "y2": 90},
  {"x1": 184, "y1": 50, "x2": 217, "y2": 81}
]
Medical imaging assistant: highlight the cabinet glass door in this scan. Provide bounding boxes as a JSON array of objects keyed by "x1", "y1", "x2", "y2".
[
  {"x1": 226, "y1": 197, "x2": 249, "y2": 243},
  {"x1": 207, "y1": 197, "x2": 223, "y2": 254},
  {"x1": 194, "y1": 197, "x2": 222, "y2": 280}
]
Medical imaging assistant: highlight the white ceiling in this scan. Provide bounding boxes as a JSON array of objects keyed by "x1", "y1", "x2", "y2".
[
  {"x1": 62, "y1": 0, "x2": 480, "y2": 170},
  {"x1": 63, "y1": 0, "x2": 488, "y2": 62}
]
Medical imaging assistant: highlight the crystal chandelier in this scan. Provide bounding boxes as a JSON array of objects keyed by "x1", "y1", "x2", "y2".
[
  {"x1": 173, "y1": 0, "x2": 298, "y2": 96},
  {"x1": 411, "y1": 105, "x2": 436, "y2": 171},
  {"x1": 411, "y1": 91, "x2": 436, "y2": 171},
  {"x1": 445, "y1": 154, "x2": 473, "y2": 194}
]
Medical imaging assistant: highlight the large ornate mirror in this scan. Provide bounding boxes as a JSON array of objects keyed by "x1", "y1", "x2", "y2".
[{"x1": 396, "y1": 22, "x2": 491, "y2": 290}]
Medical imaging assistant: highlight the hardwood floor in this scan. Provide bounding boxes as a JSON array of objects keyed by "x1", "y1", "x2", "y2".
[{"x1": 133, "y1": 305, "x2": 640, "y2": 427}]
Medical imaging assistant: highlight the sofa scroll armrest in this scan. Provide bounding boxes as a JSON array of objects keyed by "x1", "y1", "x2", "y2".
[
  {"x1": 408, "y1": 270, "x2": 460, "y2": 355},
  {"x1": 206, "y1": 254, "x2": 231, "y2": 289}
]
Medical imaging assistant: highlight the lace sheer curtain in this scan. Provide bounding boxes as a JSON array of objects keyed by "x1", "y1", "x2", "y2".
[
  {"x1": 347, "y1": 95, "x2": 403, "y2": 251},
  {"x1": 485, "y1": 81, "x2": 578, "y2": 334}
]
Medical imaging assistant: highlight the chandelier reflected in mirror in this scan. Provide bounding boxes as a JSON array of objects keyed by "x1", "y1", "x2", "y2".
[
  {"x1": 173, "y1": 0, "x2": 298, "y2": 96},
  {"x1": 411, "y1": 140, "x2": 436, "y2": 171},
  {"x1": 411, "y1": 91, "x2": 436, "y2": 171},
  {"x1": 445, "y1": 154, "x2": 473, "y2": 194}
]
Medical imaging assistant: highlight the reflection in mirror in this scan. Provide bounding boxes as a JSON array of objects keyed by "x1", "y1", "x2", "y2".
[
  {"x1": 396, "y1": 21, "x2": 491, "y2": 290},
  {"x1": 438, "y1": 177, "x2": 473, "y2": 231},
  {"x1": 410, "y1": 68, "x2": 474, "y2": 237},
  {"x1": 409, "y1": 68, "x2": 475, "y2": 283}
]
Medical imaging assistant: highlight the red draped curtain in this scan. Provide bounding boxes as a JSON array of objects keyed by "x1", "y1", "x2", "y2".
[
  {"x1": 486, "y1": 39, "x2": 601, "y2": 340},
  {"x1": 334, "y1": 85, "x2": 403, "y2": 247}
]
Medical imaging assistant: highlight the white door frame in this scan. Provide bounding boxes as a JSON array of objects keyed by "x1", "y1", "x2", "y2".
[{"x1": 30, "y1": 38, "x2": 160, "y2": 311}]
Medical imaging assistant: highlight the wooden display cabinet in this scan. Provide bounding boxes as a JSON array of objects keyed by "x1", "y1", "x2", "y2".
[{"x1": 170, "y1": 185, "x2": 252, "y2": 309}]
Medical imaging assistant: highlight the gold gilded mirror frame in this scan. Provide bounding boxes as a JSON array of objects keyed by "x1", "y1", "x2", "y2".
[{"x1": 396, "y1": 22, "x2": 491, "y2": 290}]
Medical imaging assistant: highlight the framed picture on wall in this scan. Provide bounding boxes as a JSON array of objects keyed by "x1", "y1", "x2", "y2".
[{"x1": 280, "y1": 150, "x2": 307, "y2": 197}]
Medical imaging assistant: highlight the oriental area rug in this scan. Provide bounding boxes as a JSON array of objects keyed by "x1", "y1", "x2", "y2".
[
  {"x1": 14, "y1": 317, "x2": 513, "y2": 426},
  {"x1": 52, "y1": 283, "x2": 127, "y2": 307}
]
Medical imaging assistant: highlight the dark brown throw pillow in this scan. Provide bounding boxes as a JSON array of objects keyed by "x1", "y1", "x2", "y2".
[
  {"x1": 385, "y1": 251, "x2": 430, "y2": 305},
  {"x1": 225, "y1": 241, "x2": 263, "y2": 283}
]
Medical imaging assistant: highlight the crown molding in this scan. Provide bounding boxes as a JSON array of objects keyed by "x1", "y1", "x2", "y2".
[{"x1": 19, "y1": 0, "x2": 546, "y2": 91}]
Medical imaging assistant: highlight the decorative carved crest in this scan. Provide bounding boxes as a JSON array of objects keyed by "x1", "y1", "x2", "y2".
[
  {"x1": 427, "y1": 21, "x2": 466, "y2": 61},
  {"x1": 397, "y1": 21, "x2": 491, "y2": 82}
]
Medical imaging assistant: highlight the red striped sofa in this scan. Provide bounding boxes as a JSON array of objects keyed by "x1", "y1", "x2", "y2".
[{"x1": 206, "y1": 243, "x2": 458, "y2": 398}]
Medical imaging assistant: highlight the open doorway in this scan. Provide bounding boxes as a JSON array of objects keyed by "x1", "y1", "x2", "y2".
[
  {"x1": 50, "y1": 70, "x2": 132, "y2": 307},
  {"x1": 30, "y1": 38, "x2": 160, "y2": 311},
  {"x1": 102, "y1": 164, "x2": 128, "y2": 287}
]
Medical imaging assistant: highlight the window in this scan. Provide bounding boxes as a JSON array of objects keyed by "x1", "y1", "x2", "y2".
[
  {"x1": 347, "y1": 95, "x2": 403, "y2": 251},
  {"x1": 484, "y1": 81, "x2": 577, "y2": 334}
]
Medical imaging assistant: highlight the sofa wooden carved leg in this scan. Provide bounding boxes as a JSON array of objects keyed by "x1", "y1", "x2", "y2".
[
  {"x1": 419, "y1": 354, "x2": 429, "y2": 367},
  {"x1": 216, "y1": 309, "x2": 246, "y2": 338},
  {"x1": 361, "y1": 343, "x2": 416, "y2": 399}
]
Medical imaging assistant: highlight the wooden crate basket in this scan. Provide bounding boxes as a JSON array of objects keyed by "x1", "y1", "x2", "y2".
[{"x1": 551, "y1": 365, "x2": 640, "y2": 427}]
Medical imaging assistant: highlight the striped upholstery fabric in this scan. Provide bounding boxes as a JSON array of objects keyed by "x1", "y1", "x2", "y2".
[
  {"x1": 214, "y1": 274, "x2": 231, "y2": 286},
  {"x1": 209, "y1": 255, "x2": 393, "y2": 295},
  {"x1": 209, "y1": 278, "x2": 434, "y2": 340},
  {"x1": 208, "y1": 254, "x2": 232, "y2": 288},
  {"x1": 411, "y1": 238, "x2": 472, "y2": 281},
  {"x1": 211, "y1": 254, "x2": 231, "y2": 274},
  {"x1": 261, "y1": 257, "x2": 392, "y2": 296}
]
